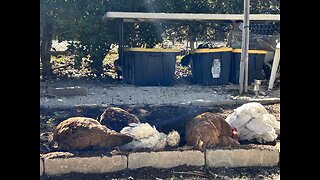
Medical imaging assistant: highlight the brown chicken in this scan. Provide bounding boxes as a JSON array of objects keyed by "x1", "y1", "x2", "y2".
[
  {"x1": 99, "y1": 107, "x2": 140, "y2": 132},
  {"x1": 53, "y1": 117, "x2": 133, "y2": 151},
  {"x1": 185, "y1": 112, "x2": 240, "y2": 151}
]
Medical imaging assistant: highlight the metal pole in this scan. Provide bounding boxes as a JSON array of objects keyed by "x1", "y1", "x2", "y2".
[
  {"x1": 118, "y1": 19, "x2": 124, "y2": 66},
  {"x1": 239, "y1": 0, "x2": 250, "y2": 94},
  {"x1": 244, "y1": 0, "x2": 250, "y2": 93}
]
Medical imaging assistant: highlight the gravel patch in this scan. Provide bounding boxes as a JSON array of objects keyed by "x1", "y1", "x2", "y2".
[{"x1": 40, "y1": 80, "x2": 280, "y2": 108}]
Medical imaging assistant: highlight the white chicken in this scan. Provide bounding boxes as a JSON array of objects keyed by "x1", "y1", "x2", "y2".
[
  {"x1": 119, "y1": 123, "x2": 180, "y2": 150},
  {"x1": 225, "y1": 102, "x2": 280, "y2": 143}
]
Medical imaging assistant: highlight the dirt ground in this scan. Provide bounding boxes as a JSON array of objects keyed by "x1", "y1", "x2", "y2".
[
  {"x1": 40, "y1": 165, "x2": 280, "y2": 180},
  {"x1": 41, "y1": 56, "x2": 280, "y2": 179},
  {"x1": 40, "y1": 103, "x2": 280, "y2": 152},
  {"x1": 41, "y1": 53, "x2": 280, "y2": 108},
  {"x1": 40, "y1": 103, "x2": 280, "y2": 180}
]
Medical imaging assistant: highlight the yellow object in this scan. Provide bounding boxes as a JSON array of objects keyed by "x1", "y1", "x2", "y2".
[
  {"x1": 232, "y1": 49, "x2": 268, "y2": 54},
  {"x1": 124, "y1": 48, "x2": 180, "y2": 53},
  {"x1": 190, "y1": 47, "x2": 233, "y2": 54}
]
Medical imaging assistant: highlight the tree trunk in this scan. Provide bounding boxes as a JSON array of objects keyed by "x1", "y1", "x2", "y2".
[{"x1": 40, "y1": 16, "x2": 53, "y2": 79}]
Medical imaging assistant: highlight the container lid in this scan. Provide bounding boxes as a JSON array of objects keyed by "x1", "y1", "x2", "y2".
[
  {"x1": 190, "y1": 47, "x2": 233, "y2": 54},
  {"x1": 124, "y1": 48, "x2": 180, "y2": 53},
  {"x1": 232, "y1": 49, "x2": 268, "y2": 54}
]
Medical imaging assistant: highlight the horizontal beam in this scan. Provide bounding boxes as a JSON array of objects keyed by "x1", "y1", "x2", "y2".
[{"x1": 102, "y1": 12, "x2": 280, "y2": 22}]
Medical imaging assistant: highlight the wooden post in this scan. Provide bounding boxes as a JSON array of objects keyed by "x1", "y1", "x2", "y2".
[{"x1": 239, "y1": 0, "x2": 250, "y2": 94}]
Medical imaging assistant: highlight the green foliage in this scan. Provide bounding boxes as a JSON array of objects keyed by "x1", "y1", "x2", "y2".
[
  {"x1": 40, "y1": 0, "x2": 280, "y2": 77},
  {"x1": 41, "y1": 0, "x2": 118, "y2": 76}
]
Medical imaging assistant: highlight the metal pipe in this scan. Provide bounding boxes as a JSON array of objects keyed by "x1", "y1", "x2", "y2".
[
  {"x1": 118, "y1": 19, "x2": 124, "y2": 66},
  {"x1": 239, "y1": 0, "x2": 250, "y2": 94}
]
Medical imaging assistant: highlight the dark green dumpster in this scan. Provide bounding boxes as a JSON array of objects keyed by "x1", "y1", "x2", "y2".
[
  {"x1": 190, "y1": 47, "x2": 233, "y2": 85},
  {"x1": 122, "y1": 48, "x2": 180, "y2": 86},
  {"x1": 229, "y1": 49, "x2": 268, "y2": 84}
]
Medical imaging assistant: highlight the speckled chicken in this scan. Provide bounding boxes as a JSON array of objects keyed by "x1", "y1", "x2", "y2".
[
  {"x1": 225, "y1": 102, "x2": 280, "y2": 143},
  {"x1": 119, "y1": 123, "x2": 180, "y2": 150},
  {"x1": 185, "y1": 112, "x2": 240, "y2": 151},
  {"x1": 53, "y1": 117, "x2": 133, "y2": 151},
  {"x1": 99, "y1": 107, "x2": 141, "y2": 132}
]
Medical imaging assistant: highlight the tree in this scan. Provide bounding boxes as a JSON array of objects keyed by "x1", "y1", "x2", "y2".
[
  {"x1": 40, "y1": 0, "x2": 55, "y2": 79},
  {"x1": 41, "y1": 0, "x2": 119, "y2": 78},
  {"x1": 40, "y1": 0, "x2": 280, "y2": 78}
]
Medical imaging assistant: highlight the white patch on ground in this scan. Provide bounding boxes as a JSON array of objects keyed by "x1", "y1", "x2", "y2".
[{"x1": 40, "y1": 82, "x2": 280, "y2": 108}]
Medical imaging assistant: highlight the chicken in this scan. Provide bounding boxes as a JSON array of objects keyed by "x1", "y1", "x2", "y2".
[
  {"x1": 53, "y1": 117, "x2": 133, "y2": 151},
  {"x1": 99, "y1": 106, "x2": 141, "y2": 132},
  {"x1": 119, "y1": 123, "x2": 180, "y2": 151},
  {"x1": 225, "y1": 102, "x2": 280, "y2": 143},
  {"x1": 185, "y1": 112, "x2": 240, "y2": 151}
]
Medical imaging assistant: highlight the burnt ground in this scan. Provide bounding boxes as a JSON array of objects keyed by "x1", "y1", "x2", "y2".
[
  {"x1": 40, "y1": 103, "x2": 280, "y2": 180},
  {"x1": 41, "y1": 49, "x2": 280, "y2": 179},
  {"x1": 40, "y1": 165, "x2": 280, "y2": 180},
  {"x1": 40, "y1": 103, "x2": 280, "y2": 152}
]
